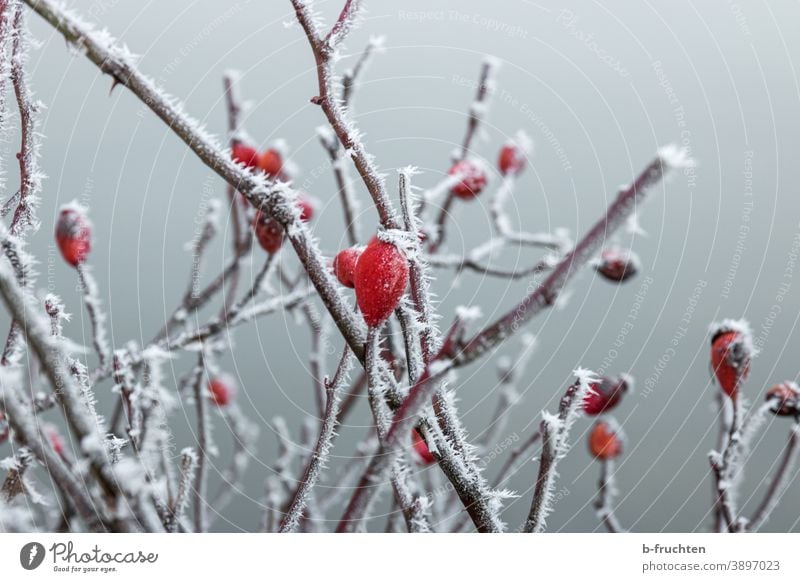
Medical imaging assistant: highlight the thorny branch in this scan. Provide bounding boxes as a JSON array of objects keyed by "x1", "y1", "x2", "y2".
[{"x1": 3, "y1": 0, "x2": 787, "y2": 538}]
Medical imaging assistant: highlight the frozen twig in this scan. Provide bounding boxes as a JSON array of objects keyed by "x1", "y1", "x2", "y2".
[
  {"x1": 75, "y1": 263, "x2": 110, "y2": 368},
  {"x1": 291, "y1": 0, "x2": 401, "y2": 230},
  {"x1": 24, "y1": 0, "x2": 368, "y2": 363},
  {"x1": 165, "y1": 448, "x2": 198, "y2": 532},
  {"x1": 280, "y1": 346, "x2": 353, "y2": 532},
  {"x1": 456, "y1": 147, "x2": 691, "y2": 367},
  {"x1": 523, "y1": 370, "x2": 595, "y2": 532},
  {"x1": 747, "y1": 421, "x2": 800, "y2": 531},
  {"x1": 594, "y1": 459, "x2": 625, "y2": 533},
  {"x1": 0, "y1": 368, "x2": 106, "y2": 531},
  {"x1": 189, "y1": 354, "x2": 209, "y2": 533},
  {"x1": 457, "y1": 57, "x2": 496, "y2": 161}
]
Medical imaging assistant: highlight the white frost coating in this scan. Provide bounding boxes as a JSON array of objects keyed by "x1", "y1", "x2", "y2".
[
  {"x1": 658, "y1": 144, "x2": 695, "y2": 169},
  {"x1": 709, "y1": 318, "x2": 757, "y2": 357},
  {"x1": 454, "y1": 305, "x2": 483, "y2": 324}
]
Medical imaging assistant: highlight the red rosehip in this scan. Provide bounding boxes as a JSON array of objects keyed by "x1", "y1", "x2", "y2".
[
  {"x1": 710, "y1": 321, "x2": 753, "y2": 400},
  {"x1": 208, "y1": 376, "x2": 237, "y2": 407},
  {"x1": 297, "y1": 195, "x2": 315, "y2": 222},
  {"x1": 589, "y1": 420, "x2": 624, "y2": 460},
  {"x1": 333, "y1": 247, "x2": 362, "y2": 289},
  {"x1": 412, "y1": 429, "x2": 436, "y2": 465},
  {"x1": 498, "y1": 144, "x2": 526, "y2": 176},
  {"x1": 231, "y1": 142, "x2": 259, "y2": 169},
  {"x1": 253, "y1": 210, "x2": 285, "y2": 254},
  {"x1": 0, "y1": 411, "x2": 7, "y2": 445},
  {"x1": 354, "y1": 237, "x2": 409, "y2": 328},
  {"x1": 448, "y1": 159, "x2": 488, "y2": 199},
  {"x1": 765, "y1": 382, "x2": 800, "y2": 417},
  {"x1": 43, "y1": 424, "x2": 65, "y2": 456},
  {"x1": 55, "y1": 204, "x2": 92, "y2": 268},
  {"x1": 258, "y1": 148, "x2": 283, "y2": 177},
  {"x1": 595, "y1": 247, "x2": 639, "y2": 283},
  {"x1": 583, "y1": 374, "x2": 631, "y2": 416}
]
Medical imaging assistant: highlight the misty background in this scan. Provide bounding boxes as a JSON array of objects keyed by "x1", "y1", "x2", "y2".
[{"x1": 2, "y1": 0, "x2": 800, "y2": 532}]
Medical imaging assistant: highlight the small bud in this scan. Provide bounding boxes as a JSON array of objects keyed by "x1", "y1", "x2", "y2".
[
  {"x1": 231, "y1": 142, "x2": 259, "y2": 169},
  {"x1": 594, "y1": 247, "x2": 639, "y2": 283},
  {"x1": 354, "y1": 237, "x2": 409, "y2": 328},
  {"x1": 710, "y1": 320, "x2": 753, "y2": 400},
  {"x1": 55, "y1": 204, "x2": 92, "y2": 267},
  {"x1": 208, "y1": 376, "x2": 237, "y2": 407},
  {"x1": 411, "y1": 429, "x2": 436, "y2": 465},
  {"x1": 588, "y1": 419, "x2": 624, "y2": 460},
  {"x1": 333, "y1": 247, "x2": 362, "y2": 288},
  {"x1": 258, "y1": 148, "x2": 283, "y2": 177},
  {"x1": 253, "y1": 210, "x2": 285, "y2": 254},
  {"x1": 448, "y1": 159, "x2": 488, "y2": 199},
  {"x1": 583, "y1": 374, "x2": 631, "y2": 415},
  {"x1": 765, "y1": 382, "x2": 800, "y2": 417}
]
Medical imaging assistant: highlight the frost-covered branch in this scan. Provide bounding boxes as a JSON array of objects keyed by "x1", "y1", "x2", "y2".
[
  {"x1": 594, "y1": 459, "x2": 624, "y2": 533},
  {"x1": 279, "y1": 347, "x2": 353, "y2": 532},
  {"x1": 456, "y1": 147, "x2": 691, "y2": 367},
  {"x1": 76, "y1": 263, "x2": 110, "y2": 367},
  {"x1": 290, "y1": 0, "x2": 401, "y2": 230},
  {"x1": 747, "y1": 421, "x2": 800, "y2": 531},
  {"x1": 189, "y1": 355, "x2": 209, "y2": 533},
  {"x1": 523, "y1": 370, "x2": 595, "y2": 532},
  {"x1": 24, "y1": 0, "x2": 368, "y2": 363}
]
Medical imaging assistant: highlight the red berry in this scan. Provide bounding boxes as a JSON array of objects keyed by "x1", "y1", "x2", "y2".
[
  {"x1": 231, "y1": 142, "x2": 259, "y2": 169},
  {"x1": 765, "y1": 382, "x2": 800, "y2": 417},
  {"x1": 208, "y1": 377, "x2": 236, "y2": 407},
  {"x1": 498, "y1": 144, "x2": 526, "y2": 176},
  {"x1": 258, "y1": 148, "x2": 283, "y2": 177},
  {"x1": 55, "y1": 204, "x2": 91, "y2": 267},
  {"x1": 0, "y1": 411, "x2": 8, "y2": 445},
  {"x1": 253, "y1": 210, "x2": 285, "y2": 254},
  {"x1": 583, "y1": 374, "x2": 631, "y2": 416},
  {"x1": 595, "y1": 248, "x2": 639, "y2": 283},
  {"x1": 43, "y1": 424, "x2": 65, "y2": 456},
  {"x1": 448, "y1": 160, "x2": 488, "y2": 199},
  {"x1": 412, "y1": 429, "x2": 436, "y2": 464},
  {"x1": 354, "y1": 237, "x2": 409, "y2": 327},
  {"x1": 589, "y1": 420, "x2": 623, "y2": 460},
  {"x1": 333, "y1": 247, "x2": 362, "y2": 288},
  {"x1": 297, "y1": 195, "x2": 315, "y2": 222},
  {"x1": 710, "y1": 322, "x2": 752, "y2": 400}
]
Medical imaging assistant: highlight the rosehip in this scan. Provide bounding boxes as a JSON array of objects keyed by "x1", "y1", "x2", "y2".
[
  {"x1": 0, "y1": 411, "x2": 7, "y2": 445},
  {"x1": 594, "y1": 247, "x2": 639, "y2": 283},
  {"x1": 297, "y1": 195, "x2": 315, "y2": 222},
  {"x1": 333, "y1": 247, "x2": 362, "y2": 288},
  {"x1": 412, "y1": 429, "x2": 436, "y2": 465},
  {"x1": 710, "y1": 320, "x2": 753, "y2": 400},
  {"x1": 765, "y1": 382, "x2": 800, "y2": 417},
  {"x1": 55, "y1": 204, "x2": 91, "y2": 268},
  {"x1": 448, "y1": 159, "x2": 488, "y2": 199},
  {"x1": 354, "y1": 237, "x2": 409, "y2": 327},
  {"x1": 231, "y1": 142, "x2": 259, "y2": 169},
  {"x1": 208, "y1": 376, "x2": 237, "y2": 407},
  {"x1": 43, "y1": 424, "x2": 65, "y2": 456},
  {"x1": 588, "y1": 419, "x2": 624, "y2": 460},
  {"x1": 258, "y1": 148, "x2": 283, "y2": 177},
  {"x1": 584, "y1": 374, "x2": 631, "y2": 415},
  {"x1": 253, "y1": 210, "x2": 285, "y2": 254},
  {"x1": 498, "y1": 143, "x2": 527, "y2": 176}
]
